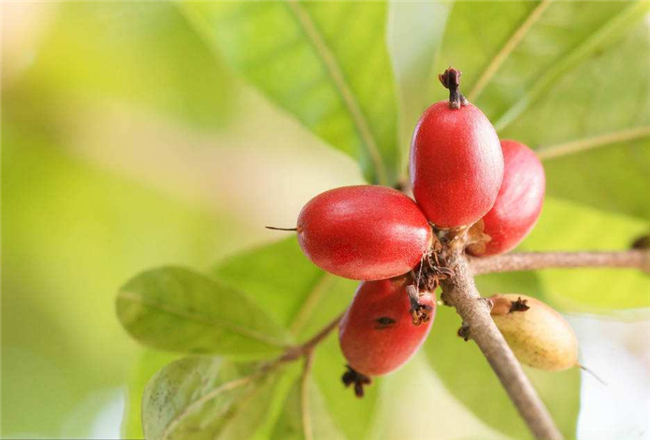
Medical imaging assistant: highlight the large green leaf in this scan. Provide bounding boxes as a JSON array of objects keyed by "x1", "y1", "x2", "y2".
[
  {"x1": 387, "y1": 1, "x2": 452, "y2": 165},
  {"x1": 270, "y1": 375, "x2": 345, "y2": 440},
  {"x1": 518, "y1": 197, "x2": 650, "y2": 313},
  {"x1": 26, "y1": 2, "x2": 233, "y2": 129},
  {"x1": 117, "y1": 267, "x2": 293, "y2": 358},
  {"x1": 424, "y1": 304, "x2": 581, "y2": 440},
  {"x1": 142, "y1": 357, "x2": 294, "y2": 440},
  {"x1": 180, "y1": 1, "x2": 400, "y2": 185},
  {"x1": 121, "y1": 350, "x2": 180, "y2": 439},
  {"x1": 213, "y1": 237, "x2": 357, "y2": 337}
]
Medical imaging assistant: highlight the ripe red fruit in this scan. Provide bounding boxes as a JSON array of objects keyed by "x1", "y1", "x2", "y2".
[
  {"x1": 296, "y1": 186, "x2": 432, "y2": 281},
  {"x1": 339, "y1": 277, "x2": 435, "y2": 379},
  {"x1": 469, "y1": 140, "x2": 545, "y2": 256},
  {"x1": 409, "y1": 101, "x2": 504, "y2": 228}
]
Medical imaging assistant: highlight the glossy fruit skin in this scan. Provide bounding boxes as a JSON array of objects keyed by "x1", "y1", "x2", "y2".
[
  {"x1": 339, "y1": 278, "x2": 435, "y2": 376},
  {"x1": 470, "y1": 140, "x2": 545, "y2": 256},
  {"x1": 297, "y1": 186, "x2": 432, "y2": 281},
  {"x1": 410, "y1": 101, "x2": 504, "y2": 228},
  {"x1": 491, "y1": 294, "x2": 578, "y2": 371}
]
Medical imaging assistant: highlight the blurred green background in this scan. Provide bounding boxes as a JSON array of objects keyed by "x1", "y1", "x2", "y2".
[{"x1": 2, "y1": 2, "x2": 649, "y2": 439}]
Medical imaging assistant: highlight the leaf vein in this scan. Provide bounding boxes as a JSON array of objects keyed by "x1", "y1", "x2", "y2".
[{"x1": 283, "y1": 0, "x2": 388, "y2": 184}]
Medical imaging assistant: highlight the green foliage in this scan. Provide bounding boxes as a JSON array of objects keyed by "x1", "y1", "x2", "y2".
[
  {"x1": 214, "y1": 238, "x2": 331, "y2": 332},
  {"x1": 122, "y1": 350, "x2": 180, "y2": 439},
  {"x1": 117, "y1": 267, "x2": 293, "y2": 358},
  {"x1": 180, "y1": 1, "x2": 400, "y2": 184},
  {"x1": 271, "y1": 376, "x2": 345, "y2": 440},
  {"x1": 111, "y1": 1, "x2": 650, "y2": 439},
  {"x1": 142, "y1": 357, "x2": 295, "y2": 440}
]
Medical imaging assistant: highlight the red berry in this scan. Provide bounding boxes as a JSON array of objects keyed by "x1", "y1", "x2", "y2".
[
  {"x1": 469, "y1": 140, "x2": 545, "y2": 256},
  {"x1": 339, "y1": 277, "x2": 435, "y2": 377},
  {"x1": 409, "y1": 101, "x2": 504, "y2": 228},
  {"x1": 297, "y1": 186, "x2": 432, "y2": 281}
]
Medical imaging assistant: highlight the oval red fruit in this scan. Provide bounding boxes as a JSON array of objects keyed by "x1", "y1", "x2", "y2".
[
  {"x1": 410, "y1": 101, "x2": 504, "y2": 228},
  {"x1": 470, "y1": 140, "x2": 545, "y2": 256},
  {"x1": 339, "y1": 277, "x2": 435, "y2": 376},
  {"x1": 297, "y1": 186, "x2": 432, "y2": 281}
]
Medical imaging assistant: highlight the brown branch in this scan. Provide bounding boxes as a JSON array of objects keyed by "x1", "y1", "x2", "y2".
[
  {"x1": 441, "y1": 253, "x2": 563, "y2": 440},
  {"x1": 469, "y1": 250, "x2": 650, "y2": 276}
]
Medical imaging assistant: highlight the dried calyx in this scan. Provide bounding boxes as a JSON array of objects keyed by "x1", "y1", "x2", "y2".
[{"x1": 438, "y1": 67, "x2": 469, "y2": 109}]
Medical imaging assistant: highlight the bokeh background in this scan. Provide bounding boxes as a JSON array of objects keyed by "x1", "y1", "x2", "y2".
[{"x1": 2, "y1": 2, "x2": 649, "y2": 439}]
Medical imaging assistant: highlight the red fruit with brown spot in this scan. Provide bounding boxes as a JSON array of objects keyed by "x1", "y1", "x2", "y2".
[
  {"x1": 339, "y1": 277, "x2": 435, "y2": 376},
  {"x1": 296, "y1": 186, "x2": 432, "y2": 281},
  {"x1": 469, "y1": 140, "x2": 545, "y2": 256},
  {"x1": 410, "y1": 101, "x2": 504, "y2": 228}
]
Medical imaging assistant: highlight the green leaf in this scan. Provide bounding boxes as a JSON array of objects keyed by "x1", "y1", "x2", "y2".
[
  {"x1": 213, "y1": 237, "x2": 358, "y2": 337},
  {"x1": 27, "y1": 2, "x2": 234, "y2": 129},
  {"x1": 214, "y1": 237, "x2": 326, "y2": 331},
  {"x1": 270, "y1": 375, "x2": 345, "y2": 440},
  {"x1": 519, "y1": 197, "x2": 650, "y2": 313},
  {"x1": 424, "y1": 305, "x2": 581, "y2": 440},
  {"x1": 122, "y1": 350, "x2": 180, "y2": 439},
  {"x1": 117, "y1": 266, "x2": 293, "y2": 358},
  {"x1": 180, "y1": 1, "x2": 400, "y2": 185},
  {"x1": 311, "y1": 335, "x2": 381, "y2": 440},
  {"x1": 387, "y1": 1, "x2": 453, "y2": 163},
  {"x1": 142, "y1": 357, "x2": 291, "y2": 440}
]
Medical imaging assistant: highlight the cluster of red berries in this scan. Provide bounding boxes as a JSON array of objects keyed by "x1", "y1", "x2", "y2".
[{"x1": 277, "y1": 68, "x2": 546, "y2": 397}]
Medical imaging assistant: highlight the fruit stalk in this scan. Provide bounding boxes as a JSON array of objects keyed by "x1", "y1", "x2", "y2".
[
  {"x1": 440, "y1": 252, "x2": 563, "y2": 440},
  {"x1": 469, "y1": 250, "x2": 650, "y2": 275}
]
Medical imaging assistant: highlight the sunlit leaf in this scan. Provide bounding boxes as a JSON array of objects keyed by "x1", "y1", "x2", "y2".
[
  {"x1": 117, "y1": 267, "x2": 293, "y2": 358},
  {"x1": 180, "y1": 1, "x2": 400, "y2": 184},
  {"x1": 121, "y1": 350, "x2": 179, "y2": 440},
  {"x1": 213, "y1": 238, "x2": 357, "y2": 337},
  {"x1": 142, "y1": 357, "x2": 291, "y2": 440},
  {"x1": 270, "y1": 375, "x2": 345, "y2": 440},
  {"x1": 424, "y1": 305, "x2": 581, "y2": 440},
  {"x1": 387, "y1": 1, "x2": 452, "y2": 162}
]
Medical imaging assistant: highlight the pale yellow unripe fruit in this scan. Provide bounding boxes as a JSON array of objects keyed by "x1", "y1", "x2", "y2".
[{"x1": 490, "y1": 294, "x2": 578, "y2": 371}]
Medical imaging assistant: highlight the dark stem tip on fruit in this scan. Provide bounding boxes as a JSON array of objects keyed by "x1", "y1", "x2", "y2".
[
  {"x1": 341, "y1": 365, "x2": 372, "y2": 398},
  {"x1": 509, "y1": 297, "x2": 530, "y2": 313},
  {"x1": 438, "y1": 66, "x2": 469, "y2": 109},
  {"x1": 406, "y1": 284, "x2": 433, "y2": 325},
  {"x1": 410, "y1": 304, "x2": 433, "y2": 326},
  {"x1": 265, "y1": 226, "x2": 298, "y2": 232}
]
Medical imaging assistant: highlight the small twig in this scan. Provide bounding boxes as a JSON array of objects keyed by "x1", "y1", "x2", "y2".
[
  {"x1": 469, "y1": 250, "x2": 650, "y2": 275},
  {"x1": 441, "y1": 253, "x2": 563, "y2": 440},
  {"x1": 280, "y1": 312, "x2": 344, "y2": 362},
  {"x1": 300, "y1": 354, "x2": 315, "y2": 440}
]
